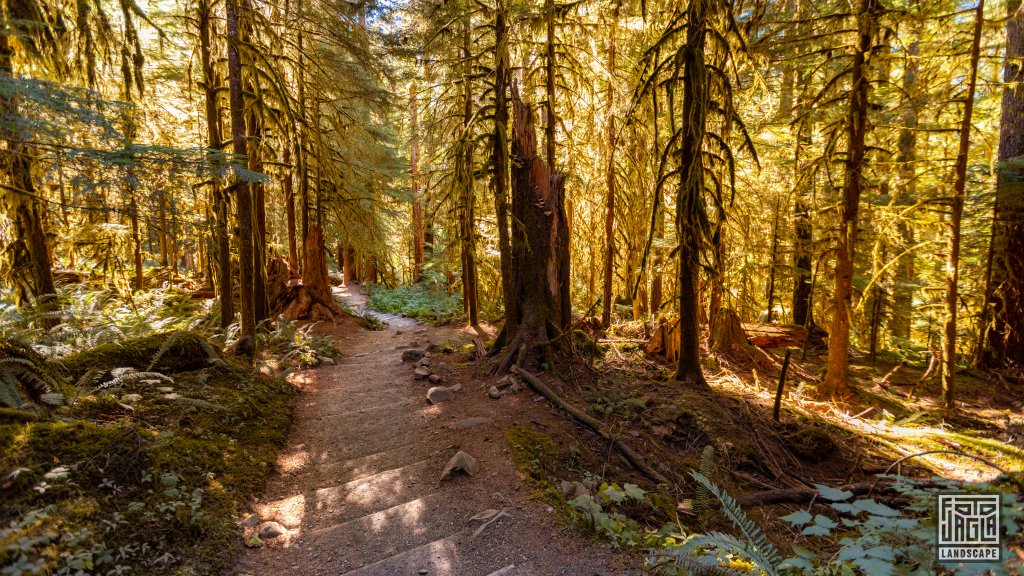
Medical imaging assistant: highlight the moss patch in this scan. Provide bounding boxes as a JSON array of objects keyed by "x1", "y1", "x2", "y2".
[{"x1": 1, "y1": 333, "x2": 295, "y2": 575}]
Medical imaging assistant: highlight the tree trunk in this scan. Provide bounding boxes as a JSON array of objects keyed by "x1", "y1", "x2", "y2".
[
  {"x1": 226, "y1": 0, "x2": 256, "y2": 349},
  {"x1": 0, "y1": 22, "x2": 57, "y2": 325},
  {"x1": 650, "y1": 58, "x2": 665, "y2": 318},
  {"x1": 199, "y1": 0, "x2": 232, "y2": 327},
  {"x1": 673, "y1": 0, "x2": 711, "y2": 389},
  {"x1": 890, "y1": 19, "x2": 920, "y2": 342},
  {"x1": 765, "y1": 198, "x2": 780, "y2": 322},
  {"x1": 493, "y1": 2, "x2": 514, "y2": 337},
  {"x1": 822, "y1": 0, "x2": 879, "y2": 397},
  {"x1": 941, "y1": 0, "x2": 984, "y2": 408},
  {"x1": 544, "y1": 0, "x2": 556, "y2": 171},
  {"x1": 248, "y1": 96, "x2": 268, "y2": 324},
  {"x1": 460, "y1": 14, "x2": 479, "y2": 327},
  {"x1": 284, "y1": 123, "x2": 298, "y2": 272},
  {"x1": 980, "y1": 0, "x2": 1024, "y2": 369},
  {"x1": 601, "y1": 1, "x2": 619, "y2": 328},
  {"x1": 493, "y1": 85, "x2": 570, "y2": 372},
  {"x1": 411, "y1": 83, "x2": 425, "y2": 282}
]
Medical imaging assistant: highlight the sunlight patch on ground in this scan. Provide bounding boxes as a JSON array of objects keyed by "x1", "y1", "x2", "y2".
[
  {"x1": 707, "y1": 371, "x2": 1024, "y2": 481},
  {"x1": 257, "y1": 493, "x2": 306, "y2": 529}
]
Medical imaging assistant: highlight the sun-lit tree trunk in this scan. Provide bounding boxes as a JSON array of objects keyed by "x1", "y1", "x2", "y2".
[
  {"x1": 600, "y1": 0, "x2": 620, "y2": 328},
  {"x1": 226, "y1": 0, "x2": 256, "y2": 349},
  {"x1": 649, "y1": 59, "x2": 665, "y2": 318},
  {"x1": 890, "y1": 19, "x2": 920, "y2": 342},
  {"x1": 283, "y1": 122, "x2": 298, "y2": 272},
  {"x1": 0, "y1": 10, "x2": 57, "y2": 325},
  {"x1": 411, "y1": 82, "x2": 425, "y2": 282},
  {"x1": 822, "y1": 0, "x2": 879, "y2": 397},
  {"x1": 941, "y1": 0, "x2": 984, "y2": 408},
  {"x1": 544, "y1": 0, "x2": 557, "y2": 171},
  {"x1": 673, "y1": 0, "x2": 711, "y2": 389},
  {"x1": 980, "y1": 0, "x2": 1024, "y2": 369}
]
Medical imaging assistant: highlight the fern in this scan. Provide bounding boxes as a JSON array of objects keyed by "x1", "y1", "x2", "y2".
[
  {"x1": 147, "y1": 331, "x2": 183, "y2": 371},
  {"x1": 0, "y1": 337, "x2": 65, "y2": 407},
  {"x1": 677, "y1": 471, "x2": 783, "y2": 576},
  {"x1": 98, "y1": 371, "x2": 173, "y2": 390},
  {"x1": 696, "y1": 445, "x2": 716, "y2": 508},
  {"x1": 672, "y1": 532, "x2": 775, "y2": 575}
]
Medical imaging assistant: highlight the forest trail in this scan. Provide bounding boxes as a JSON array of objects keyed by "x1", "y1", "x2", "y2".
[{"x1": 234, "y1": 285, "x2": 630, "y2": 576}]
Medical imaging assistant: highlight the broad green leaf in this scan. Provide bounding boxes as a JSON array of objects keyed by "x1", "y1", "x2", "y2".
[
  {"x1": 814, "y1": 483, "x2": 854, "y2": 501},
  {"x1": 780, "y1": 509, "x2": 813, "y2": 527},
  {"x1": 623, "y1": 483, "x2": 645, "y2": 501},
  {"x1": 852, "y1": 499, "x2": 900, "y2": 517}
]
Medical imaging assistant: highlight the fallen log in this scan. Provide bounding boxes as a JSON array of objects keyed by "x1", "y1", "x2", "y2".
[
  {"x1": 512, "y1": 366, "x2": 670, "y2": 485},
  {"x1": 741, "y1": 323, "x2": 808, "y2": 349}
]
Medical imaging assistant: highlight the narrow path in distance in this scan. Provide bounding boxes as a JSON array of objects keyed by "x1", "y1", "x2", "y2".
[{"x1": 235, "y1": 285, "x2": 631, "y2": 576}]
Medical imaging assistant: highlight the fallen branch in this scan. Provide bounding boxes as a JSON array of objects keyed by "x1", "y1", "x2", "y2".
[
  {"x1": 512, "y1": 366, "x2": 670, "y2": 485},
  {"x1": 733, "y1": 481, "x2": 878, "y2": 507}
]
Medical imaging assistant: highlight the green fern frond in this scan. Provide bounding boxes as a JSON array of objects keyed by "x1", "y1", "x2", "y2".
[
  {"x1": 697, "y1": 445, "x2": 716, "y2": 508},
  {"x1": 147, "y1": 331, "x2": 183, "y2": 371},
  {"x1": 99, "y1": 371, "x2": 173, "y2": 390},
  {"x1": 672, "y1": 532, "x2": 773, "y2": 576},
  {"x1": 689, "y1": 470, "x2": 783, "y2": 574}
]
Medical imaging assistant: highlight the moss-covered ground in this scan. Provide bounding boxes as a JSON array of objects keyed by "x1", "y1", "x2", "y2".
[{"x1": 1, "y1": 332, "x2": 296, "y2": 575}]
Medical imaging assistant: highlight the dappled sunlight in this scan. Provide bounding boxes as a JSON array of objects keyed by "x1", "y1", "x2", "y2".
[
  {"x1": 257, "y1": 493, "x2": 306, "y2": 530},
  {"x1": 707, "y1": 369, "x2": 1023, "y2": 482},
  {"x1": 277, "y1": 445, "x2": 310, "y2": 474}
]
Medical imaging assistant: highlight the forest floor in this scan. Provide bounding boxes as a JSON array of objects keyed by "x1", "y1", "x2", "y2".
[{"x1": 234, "y1": 285, "x2": 634, "y2": 576}]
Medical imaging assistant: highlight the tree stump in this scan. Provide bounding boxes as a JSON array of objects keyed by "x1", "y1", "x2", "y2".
[
  {"x1": 268, "y1": 226, "x2": 346, "y2": 322},
  {"x1": 712, "y1": 307, "x2": 773, "y2": 369},
  {"x1": 492, "y1": 84, "x2": 571, "y2": 372}
]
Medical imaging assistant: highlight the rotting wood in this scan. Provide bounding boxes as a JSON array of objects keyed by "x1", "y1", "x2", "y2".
[{"x1": 512, "y1": 366, "x2": 670, "y2": 485}]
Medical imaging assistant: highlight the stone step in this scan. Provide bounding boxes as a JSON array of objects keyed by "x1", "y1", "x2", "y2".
[{"x1": 256, "y1": 458, "x2": 440, "y2": 528}]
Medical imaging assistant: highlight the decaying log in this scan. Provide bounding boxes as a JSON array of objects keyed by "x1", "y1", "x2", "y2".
[
  {"x1": 512, "y1": 366, "x2": 670, "y2": 485},
  {"x1": 741, "y1": 323, "x2": 808, "y2": 349}
]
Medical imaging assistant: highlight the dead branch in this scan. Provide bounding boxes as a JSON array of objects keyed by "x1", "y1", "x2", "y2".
[{"x1": 512, "y1": 366, "x2": 670, "y2": 485}]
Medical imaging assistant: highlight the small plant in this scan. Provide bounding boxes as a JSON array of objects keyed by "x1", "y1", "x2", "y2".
[{"x1": 365, "y1": 282, "x2": 463, "y2": 325}]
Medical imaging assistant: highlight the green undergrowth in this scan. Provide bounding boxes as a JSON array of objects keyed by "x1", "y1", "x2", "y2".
[
  {"x1": 365, "y1": 282, "x2": 463, "y2": 325},
  {"x1": 1, "y1": 332, "x2": 296, "y2": 575}
]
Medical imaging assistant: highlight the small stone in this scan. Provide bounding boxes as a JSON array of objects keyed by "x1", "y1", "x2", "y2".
[
  {"x1": 162, "y1": 392, "x2": 182, "y2": 400},
  {"x1": 438, "y1": 362, "x2": 450, "y2": 371},
  {"x1": 239, "y1": 513, "x2": 261, "y2": 527},
  {"x1": 428, "y1": 374, "x2": 443, "y2": 384},
  {"x1": 39, "y1": 393, "x2": 65, "y2": 406},
  {"x1": 259, "y1": 365, "x2": 274, "y2": 376},
  {"x1": 450, "y1": 417, "x2": 494, "y2": 430},
  {"x1": 121, "y1": 393, "x2": 143, "y2": 404},
  {"x1": 258, "y1": 521, "x2": 287, "y2": 539},
  {"x1": 447, "y1": 383, "x2": 462, "y2": 392},
  {"x1": 426, "y1": 386, "x2": 453, "y2": 404},
  {"x1": 321, "y1": 357, "x2": 335, "y2": 366},
  {"x1": 508, "y1": 382, "x2": 522, "y2": 393},
  {"x1": 496, "y1": 375, "x2": 515, "y2": 390},
  {"x1": 157, "y1": 386, "x2": 174, "y2": 393},
  {"x1": 111, "y1": 367, "x2": 136, "y2": 377},
  {"x1": 441, "y1": 451, "x2": 478, "y2": 480},
  {"x1": 414, "y1": 367, "x2": 432, "y2": 380},
  {"x1": 402, "y1": 349, "x2": 424, "y2": 362},
  {"x1": 488, "y1": 386, "x2": 501, "y2": 399},
  {"x1": 418, "y1": 357, "x2": 431, "y2": 367}
]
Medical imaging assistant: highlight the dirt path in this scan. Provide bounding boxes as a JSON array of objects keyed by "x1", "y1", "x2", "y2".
[{"x1": 235, "y1": 286, "x2": 632, "y2": 576}]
